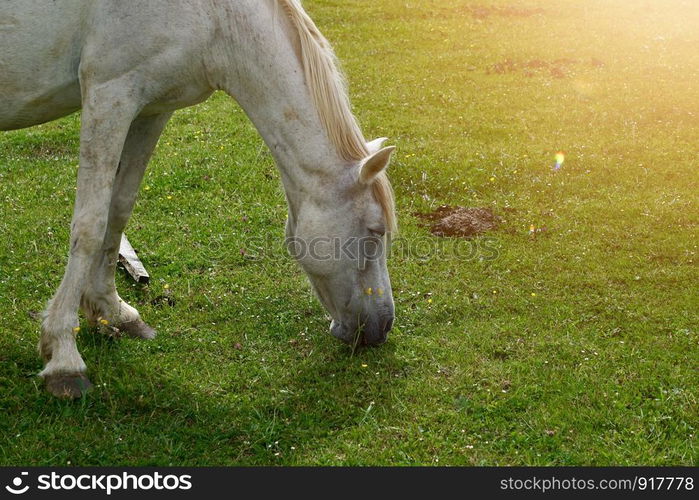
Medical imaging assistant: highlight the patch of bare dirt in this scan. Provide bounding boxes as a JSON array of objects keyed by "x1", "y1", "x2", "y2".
[{"x1": 414, "y1": 206, "x2": 500, "y2": 238}]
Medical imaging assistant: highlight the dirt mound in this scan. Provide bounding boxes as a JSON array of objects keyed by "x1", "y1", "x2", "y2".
[{"x1": 415, "y1": 206, "x2": 499, "y2": 238}]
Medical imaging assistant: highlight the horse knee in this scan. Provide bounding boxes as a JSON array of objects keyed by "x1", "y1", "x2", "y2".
[{"x1": 70, "y1": 227, "x2": 105, "y2": 257}]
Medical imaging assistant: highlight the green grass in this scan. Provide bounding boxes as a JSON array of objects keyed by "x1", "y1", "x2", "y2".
[{"x1": 0, "y1": 0, "x2": 697, "y2": 465}]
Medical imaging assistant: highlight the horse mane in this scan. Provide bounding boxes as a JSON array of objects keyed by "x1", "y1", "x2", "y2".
[{"x1": 278, "y1": 0, "x2": 396, "y2": 232}]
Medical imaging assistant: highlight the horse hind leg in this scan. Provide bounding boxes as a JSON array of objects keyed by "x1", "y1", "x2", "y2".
[
  {"x1": 80, "y1": 112, "x2": 172, "y2": 340},
  {"x1": 40, "y1": 82, "x2": 142, "y2": 399}
]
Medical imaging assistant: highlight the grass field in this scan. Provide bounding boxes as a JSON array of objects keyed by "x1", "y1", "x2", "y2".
[{"x1": 1, "y1": 0, "x2": 697, "y2": 465}]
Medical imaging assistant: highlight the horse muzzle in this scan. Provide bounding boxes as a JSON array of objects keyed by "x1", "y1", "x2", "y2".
[{"x1": 330, "y1": 311, "x2": 394, "y2": 347}]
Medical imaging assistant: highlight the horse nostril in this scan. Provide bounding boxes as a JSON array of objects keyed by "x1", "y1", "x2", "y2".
[{"x1": 383, "y1": 317, "x2": 394, "y2": 334}]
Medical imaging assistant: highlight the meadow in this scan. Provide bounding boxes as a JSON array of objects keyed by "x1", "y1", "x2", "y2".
[{"x1": 0, "y1": 0, "x2": 697, "y2": 465}]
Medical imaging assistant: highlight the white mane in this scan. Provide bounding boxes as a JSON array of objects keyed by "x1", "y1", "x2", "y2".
[{"x1": 278, "y1": 0, "x2": 396, "y2": 231}]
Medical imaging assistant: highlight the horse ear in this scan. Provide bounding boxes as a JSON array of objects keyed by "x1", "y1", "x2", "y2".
[
  {"x1": 366, "y1": 137, "x2": 388, "y2": 155},
  {"x1": 359, "y1": 146, "x2": 395, "y2": 184}
]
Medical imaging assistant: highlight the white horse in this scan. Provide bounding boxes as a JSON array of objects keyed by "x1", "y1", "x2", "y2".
[{"x1": 1, "y1": 0, "x2": 396, "y2": 398}]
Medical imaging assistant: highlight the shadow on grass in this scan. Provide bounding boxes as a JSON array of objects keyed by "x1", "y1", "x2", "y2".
[{"x1": 0, "y1": 324, "x2": 405, "y2": 466}]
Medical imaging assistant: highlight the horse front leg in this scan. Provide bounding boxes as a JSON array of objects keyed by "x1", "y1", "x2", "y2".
[
  {"x1": 80, "y1": 112, "x2": 172, "y2": 339},
  {"x1": 39, "y1": 83, "x2": 140, "y2": 399}
]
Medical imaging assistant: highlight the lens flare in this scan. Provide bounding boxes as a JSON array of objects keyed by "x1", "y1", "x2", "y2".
[{"x1": 554, "y1": 151, "x2": 565, "y2": 170}]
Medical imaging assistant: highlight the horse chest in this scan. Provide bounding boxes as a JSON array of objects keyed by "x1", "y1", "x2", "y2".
[{"x1": 140, "y1": 86, "x2": 215, "y2": 116}]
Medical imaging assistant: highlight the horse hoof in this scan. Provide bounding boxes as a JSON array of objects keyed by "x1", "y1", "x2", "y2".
[
  {"x1": 118, "y1": 319, "x2": 157, "y2": 340},
  {"x1": 44, "y1": 373, "x2": 93, "y2": 399}
]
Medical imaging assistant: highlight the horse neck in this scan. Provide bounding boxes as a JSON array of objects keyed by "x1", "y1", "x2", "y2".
[{"x1": 212, "y1": 0, "x2": 346, "y2": 207}]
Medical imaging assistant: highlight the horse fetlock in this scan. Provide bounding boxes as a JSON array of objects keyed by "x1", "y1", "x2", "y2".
[
  {"x1": 81, "y1": 293, "x2": 139, "y2": 326},
  {"x1": 80, "y1": 293, "x2": 155, "y2": 339},
  {"x1": 39, "y1": 312, "x2": 79, "y2": 360},
  {"x1": 38, "y1": 341, "x2": 87, "y2": 380}
]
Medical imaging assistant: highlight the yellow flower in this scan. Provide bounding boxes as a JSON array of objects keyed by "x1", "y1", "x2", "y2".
[
  {"x1": 531, "y1": 292, "x2": 537, "y2": 297},
  {"x1": 144, "y1": 185, "x2": 151, "y2": 191},
  {"x1": 72, "y1": 327, "x2": 81, "y2": 334},
  {"x1": 164, "y1": 284, "x2": 170, "y2": 290},
  {"x1": 99, "y1": 318, "x2": 109, "y2": 326},
  {"x1": 361, "y1": 363, "x2": 368, "y2": 368},
  {"x1": 427, "y1": 298, "x2": 433, "y2": 304},
  {"x1": 167, "y1": 195, "x2": 173, "y2": 200},
  {"x1": 489, "y1": 177, "x2": 496, "y2": 182},
  {"x1": 377, "y1": 288, "x2": 384, "y2": 296},
  {"x1": 365, "y1": 287, "x2": 373, "y2": 296}
]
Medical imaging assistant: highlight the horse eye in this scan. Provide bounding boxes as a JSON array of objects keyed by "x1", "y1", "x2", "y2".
[{"x1": 369, "y1": 227, "x2": 386, "y2": 237}]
